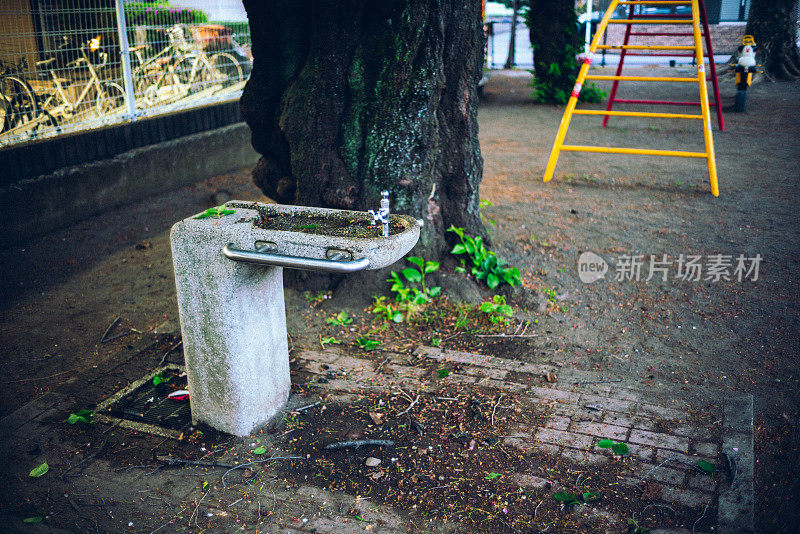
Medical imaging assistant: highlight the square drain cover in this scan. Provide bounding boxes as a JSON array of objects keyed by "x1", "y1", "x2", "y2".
[{"x1": 95, "y1": 365, "x2": 191, "y2": 439}]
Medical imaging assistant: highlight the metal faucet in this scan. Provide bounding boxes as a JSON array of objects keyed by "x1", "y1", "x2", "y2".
[{"x1": 369, "y1": 190, "x2": 390, "y2": 237}]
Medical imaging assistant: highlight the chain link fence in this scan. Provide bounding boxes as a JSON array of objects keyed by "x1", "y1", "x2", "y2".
[{"x1": 0, "y1": 0, "x2": 251, "y2": 148}]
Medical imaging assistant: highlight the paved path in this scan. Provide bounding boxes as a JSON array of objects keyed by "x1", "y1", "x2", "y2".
[{"x1": 0, "y1": 344, "x2": 753, "y2": 533}]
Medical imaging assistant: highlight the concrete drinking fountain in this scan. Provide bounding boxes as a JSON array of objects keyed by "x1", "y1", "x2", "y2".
[{"x1": 170, "y1": 196, "x2": 420, "y2": 436}]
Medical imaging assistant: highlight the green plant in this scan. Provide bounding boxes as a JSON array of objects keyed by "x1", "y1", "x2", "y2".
[
  {"x1": 627, "y1": 516, "x2": 651, "y2": 534},
  {"x1": 66, "y1": 409, "x2": 94, "y2": 425},
  {"x1": 479, "y1": 199, "x2": 496, "y2": 227},
  {"x1": 326, "y1": 311, "x2": 353, "y2": 326},
  {"x1": 153, "y1": 372, "x2": 170, "y2": 386},
  {"x1": 596, "y1": 439, "x2": 629, "y2": 455},
  {"x1": 389, "y1": 256, "x2": 441, "y2": 304},
  {"x1": 194, "y1": 205, "x2": 236, "y2": 220},
  {"x1": 304, "y1": 290, "x2": 331, "y2": 304},
  {"x1": 448, "y1": 226, "x2": 521, "y2": 290},
  {"x1": 553, "y1": 490, "x2": 601, "y2": 506},
  {"x1": 372, "y1": 296, "x2": 404, "y2": 323},
  {"x1": 320, "y1": 336, "x2": 341, "y2": 346},
  {"x1": 125, "y1": 2, "x2": 208, "y2": 26},
  {"x1": 430, "y1": 336, "x2": 442, "y2": 347},
  {"x1": 485, "y1": 472, "x2": 502, "y2": 480},
  {"x1": 454, "y1": 303, "x2": 477, "y2": 331},
  {"x1": 283, "y1": 413, "x2": 305, "y2": 429},
  {"x1": 356, "y1": 337, "x2": 380, "y2": 350},
  {"x1": 542, "y1": 287, "x2": 558, "y2": 303},
  {"x1": 479, "y1": 295, "x2": 514, "y2": 325}
]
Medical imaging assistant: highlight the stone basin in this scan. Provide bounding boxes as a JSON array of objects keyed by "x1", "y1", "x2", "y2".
[
  {"x1": 170, "y1": 201, "x2": 421, "y2": 436},
  {"x1": 221, "y1": 201, "x2": 421, "y2": 270}
]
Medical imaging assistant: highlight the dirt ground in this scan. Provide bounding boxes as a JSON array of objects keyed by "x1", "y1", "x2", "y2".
[{"x1": 1, "y1": 68, "x2": 798, "y2": 532}]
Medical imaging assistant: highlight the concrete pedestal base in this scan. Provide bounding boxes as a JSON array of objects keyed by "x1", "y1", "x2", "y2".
[{"x1": 171, "y1": 214, "x2": 289, "y2": 437}]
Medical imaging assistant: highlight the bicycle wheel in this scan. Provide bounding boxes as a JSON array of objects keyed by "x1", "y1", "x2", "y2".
[
  {"x1": 96, "y1": 82, "x2": 126, "y2": 117},
  {"x1": 0, "y1": 75, "x2": 39, "y2": 134},
  {"x1": 176, "y1": 54, "x2": 216, "y2": 95},
  {"x1": 209, "y1": 52, "x2": 243, "y2": 87}
]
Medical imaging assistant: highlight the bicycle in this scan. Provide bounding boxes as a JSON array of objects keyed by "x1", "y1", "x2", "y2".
[
  {"x1": 35, "y1": 36, "x2": 126, "y2": 124},
  {"x1": 0, "y1": 58, "x2": 57, "y2": 143},
  {"x1": 131, "y1": 25, "x2": 243, "y2": 108}
]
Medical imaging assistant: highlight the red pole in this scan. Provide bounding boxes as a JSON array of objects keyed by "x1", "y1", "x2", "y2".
[
  {"x1": 603, "y1": 4, "x2": 635, "y2": 128},
  {"x1": 699, "y1": 0, "x2": 725, "y2": 131}
]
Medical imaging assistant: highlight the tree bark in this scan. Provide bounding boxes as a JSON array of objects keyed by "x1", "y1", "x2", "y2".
[
  {"x1": 240, "y1": 0, "x2": 486, "y2": 275},
  {"x1": 745, "y1": 0, "x2": 800, "y2": 80},
  {"x1": 504, "y1": 0, "x2": 519, "y2": 69},
  {"x1": 526, "y1": 0, "x2": 581, "y2": 102}
]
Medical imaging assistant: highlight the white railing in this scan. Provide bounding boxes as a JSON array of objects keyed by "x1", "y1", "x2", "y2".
[{"x1": 0, "y1": 0, "x2": 252, "y2": 148}]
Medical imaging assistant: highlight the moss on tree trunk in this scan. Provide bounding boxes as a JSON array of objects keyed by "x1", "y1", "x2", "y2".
[{"x1": 240, "y1": 0, "x2": 486, "y2": 270}]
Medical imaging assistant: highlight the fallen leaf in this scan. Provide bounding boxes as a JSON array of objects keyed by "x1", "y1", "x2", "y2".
[
  {"x1": 365, "y1": 457, "x2": 381, "y2": 467},
  {"x1": 369, "y1": 412, "x2": 384, "y2": 425},
  {"x1": 369, "y1": 470, "x2": 385, "y2": 480},
  {"x1": 29, "y1": 462, "x2": 49, "y2": 478}
]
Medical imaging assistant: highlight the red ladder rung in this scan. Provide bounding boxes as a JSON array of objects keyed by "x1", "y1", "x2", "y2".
[
  {"x1": 610, "y1": 98, "x2": 718, "y2": 106},
  {"x1": 629, "y1": 32, "x2": 696, "y2": 36}
]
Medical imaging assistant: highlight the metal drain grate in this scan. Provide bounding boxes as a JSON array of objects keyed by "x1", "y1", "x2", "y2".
[{"x1": 94, "y1": 364, "x2": 191, "y2": 439}]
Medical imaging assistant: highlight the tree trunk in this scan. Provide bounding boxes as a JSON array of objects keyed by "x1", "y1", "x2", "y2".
[
  {"x1": 745, "y1": 0, "x2": 800, "y2": 80},
  {"x1": 240, "y1": 0, "x2": 486, "y2": 279},
  {"x1": 526, "y1": 0, "x2": 581, "y2": 102},
  {"x1": 504, "y1": 0, "x2": 519, "y2": 69}
]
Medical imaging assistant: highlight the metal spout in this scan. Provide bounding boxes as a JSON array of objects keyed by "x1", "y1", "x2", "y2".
[{"x1": 369, "y1": 190, "x2": 391, "y2": 237}]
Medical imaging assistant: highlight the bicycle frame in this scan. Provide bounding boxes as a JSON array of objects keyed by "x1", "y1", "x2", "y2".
[{"x1": 41, "y1": 54, "x2": 106, "y2": 118}]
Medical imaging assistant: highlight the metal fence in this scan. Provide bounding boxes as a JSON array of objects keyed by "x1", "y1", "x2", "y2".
[{"x1": 0, "y1": 0, "x2": 251, "y2": 148}]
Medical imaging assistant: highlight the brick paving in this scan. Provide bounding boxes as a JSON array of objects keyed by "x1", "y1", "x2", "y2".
[
  {"x1": 0, "y1": 344, "x2": 753, "y2": 532},
  {"x1": 293, "y1": 345, "x2": 754, "y2": 532}
]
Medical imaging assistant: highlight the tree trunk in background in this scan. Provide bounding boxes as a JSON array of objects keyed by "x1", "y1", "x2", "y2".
[
  {"x1": 240, "y1": 0, "x2": 486, "y2": 275},
  {"x1": 504, "y1": 0, "x2": 518, "y2": 69},
  {"x1": 526, "y1": 0, "x2": 581, "y2": 102},
  {"x1": 745, "y1": 0, "x2": 800, "y2": 80}
]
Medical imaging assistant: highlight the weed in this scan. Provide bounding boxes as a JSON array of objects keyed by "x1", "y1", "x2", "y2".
[
  {"x1": 326, "y1": 311, "x2": 353, "y2": 326},
  {"x1": 389, "y1": 256, "x2": 441, "y2": 303},
  {"x1": 320, "y1": 336, "x2": 341, "y2": 346},
  {"x1": 448, "y1": 225, "x2": 521, "y2": 290},
  {"x1": 430, "y1": 336, "x2": 442, "y2": 347},
  {"x1": 304, "y1": 290, "x2": 331, "y2": 305},
  {"x1": 454, "y1": 304, "x2": 477, "y2": 331},
  {"x1": 553, "y1": 490, "x2": 601, "y2": 506},
  {"x1": 542, "y1": 287, "x2": 558, "y2": 303},
  {"x1": 372, "y1": 296, "x2": 404, "y2": 323},
  {"x1": 356, "y1": 337, "x2": 380, "y2": 351},
  {"x1": 627, "y1": 516, "x2": 651, "y2": 534},
  {"x1": 596, "y1": 439, "x2": 629, "y2": 455},
  {"x1": 479, "y1": 295, "x2": 514, "y2": 325},
  {"x1": 379, "y1": 256, "x2": 441, "y2": 323},
  {"x1": 283, "y1": 413, "x2": 305, "y2": 429},
  {"x1": 153, "y1": 372, "x2": 170, "y2": 386},
  {"x1": 479, "y1": 198, "x2": 496, "y2": 227},
  {"x1": 66, "y1": 409, "x2": 93, "y2": 425},
  {"x1": 194, "y1": 206, "x2": 236, "y2": 219}
]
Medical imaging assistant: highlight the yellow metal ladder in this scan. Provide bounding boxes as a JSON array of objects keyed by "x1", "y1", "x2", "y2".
[{"x1": 543, "y1": 0, "x2": 719, "y2": 196}]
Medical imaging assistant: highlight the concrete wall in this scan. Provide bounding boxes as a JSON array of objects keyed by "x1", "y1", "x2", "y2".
[{"x1": 0, "y1": 122, "x2": 259, "y2": 248}]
